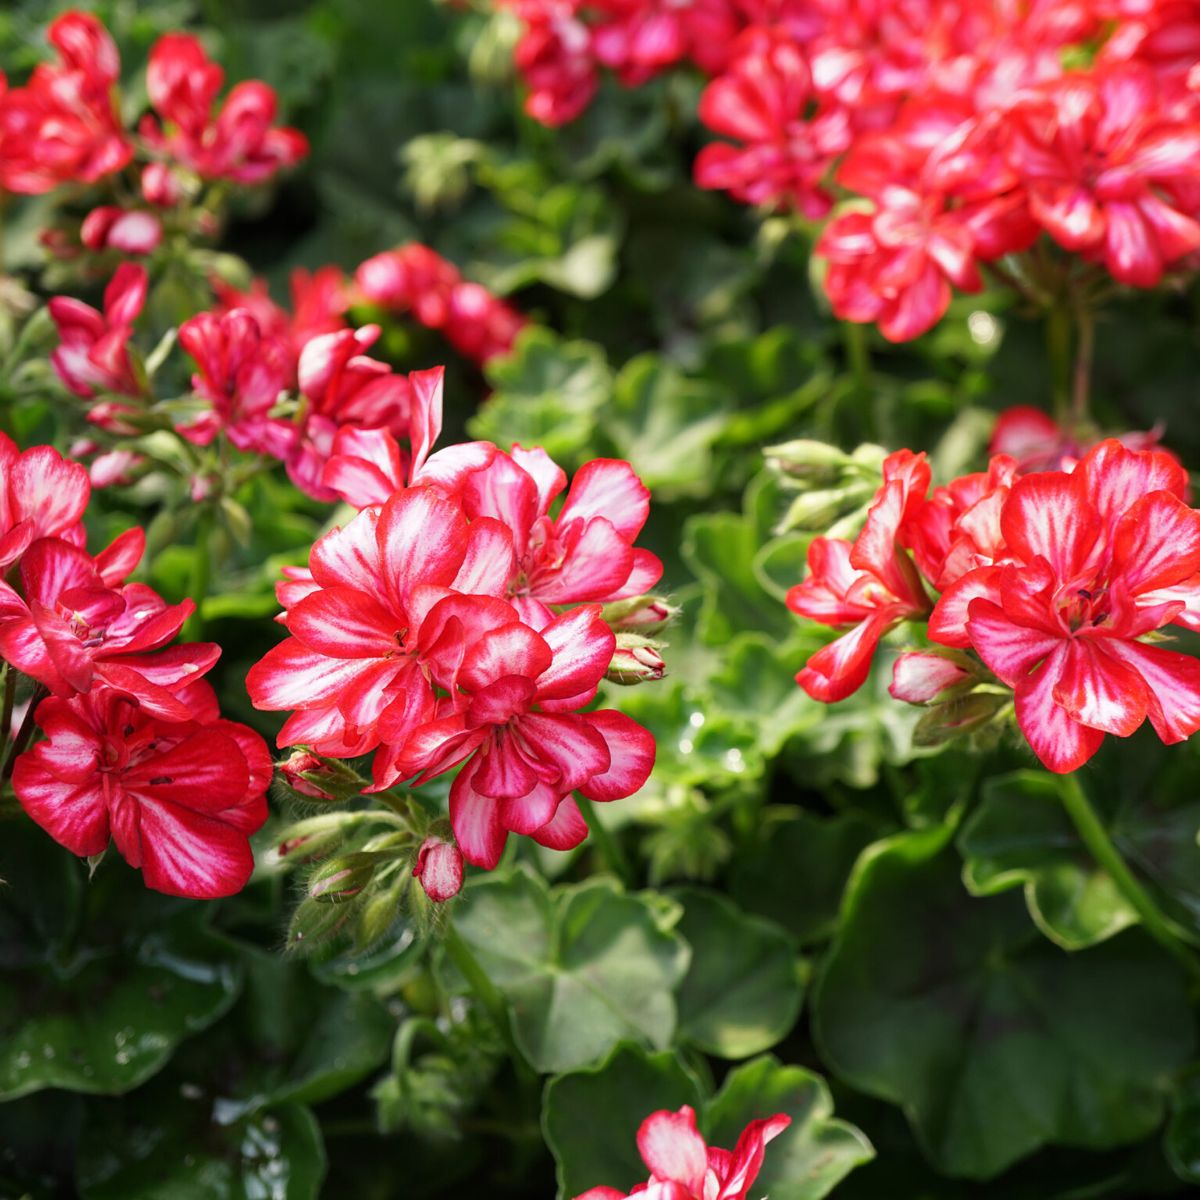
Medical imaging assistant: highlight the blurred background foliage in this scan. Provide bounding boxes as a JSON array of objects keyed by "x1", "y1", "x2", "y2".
[{"x1": 4, "y1": 0, "x2": 1200, "y2": 1197}]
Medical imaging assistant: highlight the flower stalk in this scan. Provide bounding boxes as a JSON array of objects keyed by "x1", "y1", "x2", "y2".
[{"x1": 1059, "y1": 773, "x2": 1200, "y2": 985}]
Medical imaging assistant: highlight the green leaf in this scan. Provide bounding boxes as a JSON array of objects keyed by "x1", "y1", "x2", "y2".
[
  {"x1": 543, "y1": 1043, "x2": 703, "y2": 1199},
  {"x1": 813, "y1": 824, "x2": 1195, "y2": 1179},
  {"x1": 78, "y1": 1090, "x2": 326, "y2": 1200},
  {"x1": 706, "y1": 1056, "x2": 875, "y2": 1199},
  {"x1": 958, "y1": 771, "x2": 1137, "y2": 950},
  {"x1": 682, "y1": 473, "x2": 796, "y2": 644},
  {"x1": 0, "y1": 923, "x2": 241, "y2": 1100},
  {"x1": 730, "y1": 807, "x2": 878, "y2": 945},
  {"x1": 606, "y1": 354, "x2": 732, "y2": 498},
  {"x1": 706, "y1": 633, "x2": 823, "y2": 760},
  {"x1": 1166, "y1": 1067, "x2": 1200, "y2": 1184},
  {"x1": 205, "y1": 946, "x2": 395, "y2": 1121},
  {"x1": 673, "y1": 888, "x2": 804, "y2": 1058},
  {"x1": 471, "y1": 327, "x2": 611, "y2": 466},
  {"x1": 448, "y1": 868, "x2": 690, "y2": 1072}
]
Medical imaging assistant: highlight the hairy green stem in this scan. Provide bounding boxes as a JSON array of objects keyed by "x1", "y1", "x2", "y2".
[
  {"x1": 1059, "y1": 774, "x2": 1200, "y2": 983},
  {"x1": 1070, "y1": 303, "x2": 1095, "y2": 429},
  {"x1": 2, "y1": 684, "x2": 47, "y2": 780},
  {"x1": 576, "y1": 794, "x2": 633, "y2": 887},
  {"x1": 442, "y1": 921, "x2": 535, "y2": 1084},
  {"x1": 181, "y1": 507, "x2": 213, "y2": 641},
  {"x1": 1045, "y1": 303, "x2": 1073, "y2": 428},
  {"x1": 0, "y1": 663, "x2": 13, "y2": 764},
  {"x1": 842, "y1": 321, "x2": 870, "y2": 396}
]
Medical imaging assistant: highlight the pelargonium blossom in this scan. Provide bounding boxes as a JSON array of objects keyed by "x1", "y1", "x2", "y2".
[
  {"x1": 141, "y1": 33, "x2": 308, "y2": 184},
  {"x1": 787, "y1": 436, "x2": 1200, "y2": 773},
  {"x1": 0, "y1": 12, "x2": 131, "y2": 194},
  {"x1": 49, "y1": 262, "x2": 148, "y2": 401},
  {"x1": 13, "y1": 682, "x2": 269, "y2": 898},
  {"x1": 248, "y1": 394, "x2": 663, "y2": 889},
  {"x1": 574, "y1": 1105, "x2": 791, "y2": 1200}
]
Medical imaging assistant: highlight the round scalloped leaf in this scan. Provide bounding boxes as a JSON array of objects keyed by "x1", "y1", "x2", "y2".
[
  {"x1": 705, "y1": 1055, "x2": 874, "y2": 1200},
  {"x1": 78, "y1": 1089, "x2": 325, "y2": 1199},
  {"x1": 448, "y1": 868, "x2": 690, "y2": 1073},
  {"x1": 0, "y1": 924, "x2": 241, "y2": 1100},
  {"x1": 542, "y1": 1042, "x2": 703, "y2": 1199},
  {"x1": 957, "y1": 770, "x2": 1137, "y2": 950},
  {"x1": 673, "y1": 888, "x2": 805, "y2": 1059},
  {"x1": 813, "y1": 824, "x2": 1195, "y2": 1180}
]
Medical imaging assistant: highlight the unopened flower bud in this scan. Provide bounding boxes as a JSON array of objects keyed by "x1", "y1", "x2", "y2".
[
  {"x1": 142, "y1": 163, "x2": 184, "y2": 207},
  {"x1": 309, "y1": 852, "x2": 379, "y2": 901},
  {"x1": 276, "y1": 749, "x2": 366, "y2": 803},
  {"x1": 764, "y1": 439, "x2": 850, "y2": 481},
  {"x1": 606, "y1": 635, "x2": 666, "y2": 685},
  {"x1": 414, "y1": 835, "x2": 464, "y2": 903},
  {"x1": 81, "y1": 206, "x2": 162, "y2": 256},
  {"x1": 602, "y1": 594, "x2": 679, "y2": 634},
  {"x1": 890, "y1": 652, "x2": 974, "y2": 705},
  {"x1": 272, "y1": 812, "x2": 363, "y2": 862},
  {"x1": 913, "y1": 692, "x2": 1008, "y2": 748}
]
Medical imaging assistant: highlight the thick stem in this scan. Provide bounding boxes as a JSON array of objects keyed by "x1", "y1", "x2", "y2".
[
  {"x1": 0, "y1": 663, "x2": 13, "y2": 764},
  {"x1": 2, "y1": 684, "x2": 47, "y2": 780},
  {"x1": 576, "y1": 794, "x2": 633, "y2": 887},
  {"x1": 181, "y1": 507, "x2": 213, "y2": 641},
  {"x1": 1070, "y1": 303, "x2": 1095, "y2": 429},
  {"x1": 842, "y1": 321, "x2": 870, "y2": 396},
  {"x1": 1059, "y1": 774, "x2": 1200, "y2": 983},
  {"x1": 1045, "y1": 302, "x2": 1073, "y2": 428},
  {"x1": 442, "y1": 921, "x2": 535, "y2": 1083}
]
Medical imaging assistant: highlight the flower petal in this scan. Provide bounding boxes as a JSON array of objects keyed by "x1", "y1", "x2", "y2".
[{"x1": 577, "y1": 710, "x2": 656, "y2": 802}]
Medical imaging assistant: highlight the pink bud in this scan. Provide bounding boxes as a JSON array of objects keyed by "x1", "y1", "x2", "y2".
[
  {"x1": 414, "y1": 836, "x2": 463, "y2": 903},
  {"x1": 889, "y1": 652, "x2": 972, "y2": 704},
  {"x1": 281, "y1": 749, "x2": 336, "y2": 800},
  {"x1": 82, "y1": 207, "x2": 162, "y2": 255},
  {"x1": 606, "y1": 640, "x2": 666, "y2": 685},
  {"x1": 142, "y1": 163, "x2": 184, "y2": 206}
]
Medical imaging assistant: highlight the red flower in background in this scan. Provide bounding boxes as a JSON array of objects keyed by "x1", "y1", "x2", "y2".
[
  {"x1": 177, "y1": 308, "x2": 296, "y2": 458},
  {"x1": 0, "y1": 12, "x2": 131, "y2": 194},
  {"x1": 141, "y1": 33, "x2": 307, "y2": 184},
  {"x1": 930, "y1": 441, "x2": 1200, "y2": 772},
  {"x1": 574, "y1": 1105, "x2": 791, "y2": 1200},
  {"x1": 355, "y1": 244, "x2": 527, "y2": 365},
  {"x1": 1004, "y1": 67, "x2": 1200, "y2": 286},
  {"x1": 81, "y1": 206, "x2": 163, "y2": 256},
  {"x1": 49, "y1": 262, "x2": 147, "y2": 400},
  {"x1": 13, "y1": 683, "x2": 269, "y2": 898},
  {"x1": 788, "y1": 450, "x2": 931, "y2": 700},
  {"x1": 695, "y1": 29, "x2": 843, "y2": 215}
]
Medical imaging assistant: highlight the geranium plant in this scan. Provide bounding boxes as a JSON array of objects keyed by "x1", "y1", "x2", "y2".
[{"x1": 3, "y1": 2, "x2": 1200, "y2": 1198}]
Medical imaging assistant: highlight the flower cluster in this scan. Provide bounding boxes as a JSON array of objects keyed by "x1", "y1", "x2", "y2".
[
  {"x1": 47, "y1": 255, "x2": 520, "y2": 504},
  {"x1": 499, "y1": 0, "x2": 1200, "y2": 339},
  {"x1": 2, "y1": 12, "x2": 306, "y2": 262},
  {"x1": 787, "y1": 438, "x2": 1200, "y2": 774},
  {"x1": 0, "y1": 436, "x2": 269, "y2": 897},
  {"x1": 247, "y1": 368, "x2": 662, "y2": 897},
  {"x1": 357, "y1": 244, "x2": 528, "y2": 366},
  {"x1": 573, "y1": 1105, "x2": 790, "y2": 1200}
]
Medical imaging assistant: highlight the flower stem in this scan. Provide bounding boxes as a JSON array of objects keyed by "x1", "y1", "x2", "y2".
[
  {"x1": 576, "y1": 794, "x2": 633, "y2": 887},
  {"x1": 1059, "y1": 774, "x2": 1200, "y2": 983},
  {"x1": 842, "y1": 321, "x2": 870, "y2": 396},
  {"x1": 442, "y1": 920, "x2": 535, "y2": 1083},
  {"x1": 1046, "y1": 302, "x2": 1072, "y2": 428},
  {"x1": 2, "y1": 684, "x2": 46, "y2": 781},
  {"x1": 1070, "y1": 302, "x2": 1095, "y2": 429},
  {"x1": 0, "y1": 663, "x2": 13, "y2": 762},
  {"x1": 181, "y1": 506, "x2": 213, "y2": 641}
]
